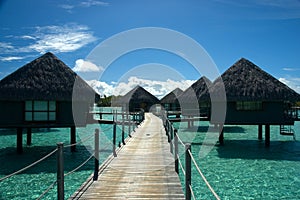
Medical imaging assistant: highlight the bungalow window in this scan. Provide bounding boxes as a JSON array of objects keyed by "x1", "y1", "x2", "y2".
[
  {"x1": 164, "y1": 104, "x2": 170, "y2": 110},
  {"x1": 25, "y1": 101, "x2": 56, "y2": 121},
  {"x1": 236, "y1": 101, "x2": 262, "y2": 111}
]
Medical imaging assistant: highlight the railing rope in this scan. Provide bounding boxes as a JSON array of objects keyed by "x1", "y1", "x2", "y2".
[
  {"x1": 1, "y1": 112, "x2": 141, "y2": 199},
  {"x1": 0, "y1": 148, "x2": 58, "y2": 182},
  {"x1": 188, "y1": 150, "x2": 221, "y2": 200},
  {"x1": 164, "y1": 116, "x2": 221, "y2": 200},
  {"x1": 64, "y1": 134, "x2": 94, "y2": 148},
  {"x1": 64, "y1": 154, "x2": 94, "y2": 177},
  {"x1": 36, "y1": 180, "x2": 57, "y2": 200}
]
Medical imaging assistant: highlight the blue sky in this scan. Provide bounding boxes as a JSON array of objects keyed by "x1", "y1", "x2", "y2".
[{"x1": 1, "y1": 0, "x2": 300, "y2": 98}]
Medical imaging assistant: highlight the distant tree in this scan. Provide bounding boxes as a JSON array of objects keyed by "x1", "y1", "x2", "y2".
[{"x1": 96, "y1": 95, "x2": 112, "y2": 107}]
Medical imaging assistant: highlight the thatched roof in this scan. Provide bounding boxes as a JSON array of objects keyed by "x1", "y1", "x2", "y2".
[
  {"x1": 121, "y1": 85, "x2": 159, "y2": 104},
  {"x1": 160, "y1": 88, "x2": 183, "y2": 104},
  {"x1": 178, "y1": 76, "x2": 212, "y2": 103},
  {"x1": 207, "y1": 58, "x2": 300, "y2": 101},
  {"x1": 0, "y1": 52, "x2": 96, "y2": 101}
]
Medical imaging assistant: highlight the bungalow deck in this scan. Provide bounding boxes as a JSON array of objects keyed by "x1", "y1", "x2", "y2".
[{"x1": 70, "y1": 113, "x2": 184, "y2": 199}]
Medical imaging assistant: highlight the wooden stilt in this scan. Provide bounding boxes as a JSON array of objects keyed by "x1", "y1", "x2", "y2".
[
  {"x1": 258, "y1": 125, "x2": 262, "y2": 140},
  {"x1": 265, "y1": 124, "x2": 270, "y2": 147},
  {"x1": 70, "y1": 126, "x2": 76, "y2": 152},
  {"x1": 17, "y1": 127, "x2": 23, "y2": 154},
  {"x1": 27, "y1": 128, "x2": 32, "y2": 145},
  {"x1": 219, "y1": 124, "x2": 224, "y2": 145}
]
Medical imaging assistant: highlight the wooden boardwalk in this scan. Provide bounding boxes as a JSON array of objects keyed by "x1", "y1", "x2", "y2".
[{"x1": 73, "y1": 113, "x2": 184, "y2": 199}]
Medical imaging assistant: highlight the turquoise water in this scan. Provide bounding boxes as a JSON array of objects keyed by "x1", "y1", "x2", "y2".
[
  {"x1": 175, "y1": 121, "x2": 300, "y2": 199},
  {"x1": 1, "y1": 111, "x2": 300, "y2": 199},
  {"x1": 0, "y1": 108, "x2": 131, "y2": 199}
]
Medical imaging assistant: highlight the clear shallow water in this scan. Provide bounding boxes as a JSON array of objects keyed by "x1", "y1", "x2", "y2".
[
  {"x1": 175, "y1": 121, "x2": 300, "y2": 199},
  {"x1": 1, "y1": 112, "x2": 300, "y2": 199},
  {"x1": 0, "y1": 108, "x2": 130, "y2": 199}
]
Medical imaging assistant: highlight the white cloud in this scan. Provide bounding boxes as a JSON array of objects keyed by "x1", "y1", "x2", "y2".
[
  {"x1": 80, "y1": 0, "x2": 109, "y2": 7},
  {"x1": 73, "y1": 59, "x2": 103, "y2": 72},
  {"x1": 59, "y1": 4, "x2": 75, "y2": 10},
  {"x1": 86, "y1": 76, "x2": 195, "y2": 98},
  {"x1": 213, "y1": 0, "x2": 300, "y2": 19},
  {"x1": 279, "y1": 77, "x2": 300, "y2": 94},
  {"x1": 86, "y1": 80, "x2": 115, "y2": 96},
  {"x1": 0, "y1": 42, "x2": 14, "y2": 53},
  {"x1": 59, "y1": 0, "x2": 108, "y2": 12},
  {"x1": 214, "y1": 0, "x2": 300, "y2": 8},
  {"x1": 28, "y1": 24, "x2": 97, "y2": 54},
  {"x1": 0, "y1": 24, "x2": 97, "y2": 55},
  {"x1": 283, "y1": 67, "x2": 300, "y2": 71},
  {"x1": 256, "y1": 0, "x2": 300, "y2": 8},
  {"x1": 0, "y1": 56, "x2": 27, "y2": 62},
  {"x1": 20, "y1": 35, "x2": 36, "y2": 40}
]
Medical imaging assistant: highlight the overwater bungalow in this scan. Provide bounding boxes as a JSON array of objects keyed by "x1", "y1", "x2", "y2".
[
  {"x1": 118, "y1": 85, "x2": 159, "y2": 112},
  {"x1": 160, "y1": 88, "x2": 183, "y2": 112},
  {"x1": 202, "y1": 58, "x2": 300, "y2": 146},
  {"x1": 178, "y1": 76, "x2": 212, "y2": 117},
  {"x1": 0, "y1": 52, "x2": 97, "y2": 153}
]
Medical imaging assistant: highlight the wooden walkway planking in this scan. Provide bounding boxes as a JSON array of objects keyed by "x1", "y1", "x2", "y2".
[{"x1": 74, "y1": 113, "x2": 184, "y2": 200}]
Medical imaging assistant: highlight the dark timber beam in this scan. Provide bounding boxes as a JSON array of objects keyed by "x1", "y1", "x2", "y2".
[
  {"x1": 70, "y1": 126, "x2": 76, "y2": 152},
  {"x1": 17, "y1": 127, "x2": 23, "y2": 154},
  {"x1": 27, "y1": 128, "x2": 32, "y2": 146},
  {"x1": 258, "y1": 125, "x2": 263, "y2": 140},
  {"x1": 265, "y1": 124, "x2": 270, "y2": 147},
  {"x1": 219, "y1": 124, "x2": 224, "y2": 145}
]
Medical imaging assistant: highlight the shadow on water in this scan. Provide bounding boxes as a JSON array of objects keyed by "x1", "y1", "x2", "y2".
[
  {"x1": 180, "y1": 125, "x2": 209, "y2": 132},
  {"x1": 223, "y1": 126, "x2": 246, "y2": 133},
  {"x1": 0, "y1": 128, "x2": 62, "y2": 136},
  {"x1": 0, "y1": 145, "x2": 113, "y2": 176},
  {"x1": 180, "y1": 125, "x2": 246, "y2": 133},
  {"x1": 216, "y1": 139, "x2": 300, "y2": 161}
]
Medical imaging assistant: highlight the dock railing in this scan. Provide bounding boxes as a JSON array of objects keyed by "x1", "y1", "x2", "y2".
[
  {"x1": 0, "y1": 132, "x2": 96, "y2": 200},
  {"x1": 163, "y1": 117, "x2": 221, "y2": 200},
  {"x1": 0, "y1": 112, "x2": 139, "y2": 200}
]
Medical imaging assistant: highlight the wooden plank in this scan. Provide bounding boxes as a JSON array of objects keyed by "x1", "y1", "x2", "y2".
[{"x1": 71, "y1": 113, "x2": 184, "y2": 199}]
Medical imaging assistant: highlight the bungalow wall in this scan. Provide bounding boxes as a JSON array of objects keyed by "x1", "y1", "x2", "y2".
[
  {"x1": 224, "y1": 101, "x2": 291, "y2": 125},
  {"x1": 57, "y1": 101, "x2": 89, "y2": 127},
  {"x1": 127, "y1": 100, "x2": 158, "y2": 112},
  {"x1": 0, "y1": 101, "x2": 23, "y2": 127},
  {"x1": 0, "y1": 100, "x2": 89, "y2": 128},
  {"x1": 162, "y1": 103, "x2": 180, "y2": 111}
]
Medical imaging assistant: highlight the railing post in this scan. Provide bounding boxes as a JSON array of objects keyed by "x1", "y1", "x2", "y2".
[
  {"x1": 166, "y1": 120, "x2": 170, "y2": 142},
  {"x1": 113, "y1": 121, "x2": 117, "y2": 157},
  {"x1": 174, "y1": 129, "x2": 179, "y2": 174},
  {"x1": 93, "y1": 129, "x2": 99, "y2": 181},
  {"x1": 170, "y1": 125, "x2": 174, "y2": 154},
  {"x1": 122, "y1": 112, "x2": 125, "y2": 145},
  {"x1": 185, "y1": 143, "x2": 191, "y2": 200},
  {"x1": 57, "y1": 142, "x2": 64, "y2": 200},
  {"x1": 128, "y1": 114, "x2": 132, "y2": 137}
]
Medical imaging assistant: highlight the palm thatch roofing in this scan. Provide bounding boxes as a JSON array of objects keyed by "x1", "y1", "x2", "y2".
[
  {"x1": 160, "y1": 88, "x2": 183, "y2": 104},
  {"x1": 121, "y1": 85, "x2": 159, "y2": 104},
  {"x1": 118, "y1": 85, "x2": 159, "y2": 111},
  {"x1": 0, "y1": 52, "x2": 96, "y2": 101},
  {"x1": 178, "y1": 76, "x2": 212, "y2": 103},
  {"x1": 205, "y1": 58, "x2": 300, "y2": 101}
]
